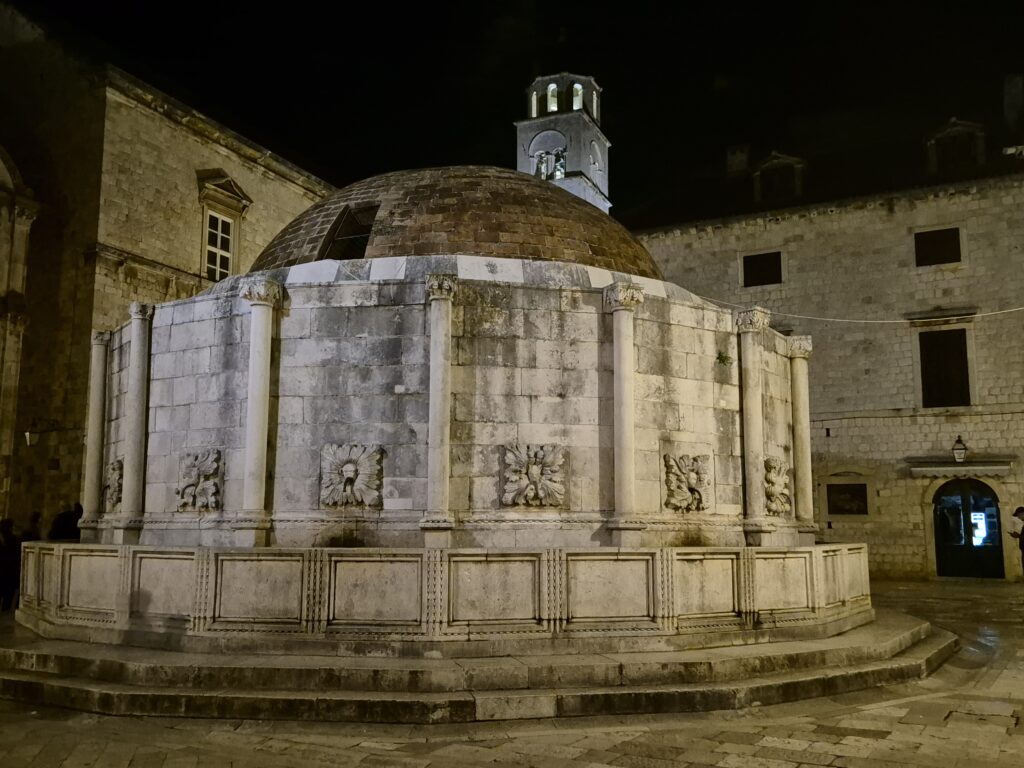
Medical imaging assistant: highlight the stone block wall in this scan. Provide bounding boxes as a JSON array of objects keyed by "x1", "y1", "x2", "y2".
[
  {"x1": 101, "y1": 257, "x2": 795, "y2": 549},
  {"x1": 640, "y1": 175, "x2": 1024, "y2": 577},
  {"x1": 96, "y1": 87, "x2": 326, "y2": 281}
]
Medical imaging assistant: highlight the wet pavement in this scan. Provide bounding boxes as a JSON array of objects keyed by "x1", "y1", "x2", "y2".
[{"x1": 2, "y1": 579, "x2": 1024, "y2": 767}]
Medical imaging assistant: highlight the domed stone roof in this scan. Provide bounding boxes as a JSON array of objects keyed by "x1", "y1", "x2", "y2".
[{"x1": 250, "y1": 166, "x2": 662, "y2": 279}]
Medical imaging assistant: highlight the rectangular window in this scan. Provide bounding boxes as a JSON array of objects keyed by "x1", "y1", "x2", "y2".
[
  {"x1": 914, "y1": 227, "x2": 961, "y2": 266},
  {"x1": 826, "y1": 483, "x2": 868, "y2": 515},
  {"x1": 205, "y1": 210, "x2": 234, "y2": 282},
  {"x1": 742, "y1": 251, "x2": 782, "y2": 287},
  {"x1": 919, "y1": 328, "x2": 970, "y2": 407}
]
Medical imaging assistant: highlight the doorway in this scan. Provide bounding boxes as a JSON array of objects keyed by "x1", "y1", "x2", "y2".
[{"x1": 933, "y1": 479, "x2": 1004, "y2": 578}]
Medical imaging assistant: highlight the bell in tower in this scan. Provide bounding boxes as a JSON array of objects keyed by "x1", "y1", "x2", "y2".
[{"x1": 515, "y1": 73, "x2": 611, "y2": 213}]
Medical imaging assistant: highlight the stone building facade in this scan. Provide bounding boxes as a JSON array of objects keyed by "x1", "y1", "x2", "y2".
[
  {"x1": 0, "y1": 3, "x2": 332, "y2": 527},
  {"x1": 640, "y1": 173, "x2": 1024, "y2": 580}
]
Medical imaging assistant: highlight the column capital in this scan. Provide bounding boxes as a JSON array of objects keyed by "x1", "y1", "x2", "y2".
[
  {"x1": 735, "y1": 306, "x2": 771, "y2": 333},
  {"x1": 239, "y1": 276, "x2": 282, "y2": 308},
  {"x1": 3, "y1": 311, "x2": 28, "y2": 333},
  {"x1": 603, "y1": 281, "x2": 645, "y2": 312},
  {"x1": 788, "y1": 335, "x2": 813, "y2": 359},
  {"x1": 426, "y1": 273, "x2": 457, "y2": 302},
  {"x1": 128, "y1": 302, "x2": 153, "y2": 321},
  {"x1": 91, "y1": 330, "x2": 111, "y2": 346},
  {"x1": 14, "y1": 203, "x2": 38, "y2": 224}
]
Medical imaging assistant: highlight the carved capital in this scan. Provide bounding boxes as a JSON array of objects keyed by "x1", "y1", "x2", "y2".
[
  {"x1": 426, "y1": 273, "x2": 457, "y2": 302},
  {"x1": 788, "y1": 335, "x2": 813, "y2": 359},
  {"x1": 128, "y1": 302, "x2": 153, "y2": 321},
  {"x1": 735, "y1": 306, "x2": 771, "y2": 333},
  {"x1": 239, "y1": 276, "x2": 282, "y2": 308},
  {"x1": 91, "y1": 330, "x2": 111, "y2": 346},
  {"x1": 603, "y1": 282, "x2": 645, "y2": 312},
  {"x1": 3, "y1": 311, "x2": 28, "y2": 333},
  {"x1": 14, "y1": 203, "x2": 38, "y2": 224}
]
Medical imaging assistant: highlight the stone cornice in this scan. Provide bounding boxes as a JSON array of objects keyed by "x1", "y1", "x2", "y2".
[{"x1": 89, "y1": 242, "x2": 211, "y2": 286}]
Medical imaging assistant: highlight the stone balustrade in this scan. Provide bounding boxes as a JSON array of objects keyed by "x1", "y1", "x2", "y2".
[{"x1": 18, "y1": 542, "x2": 871, "y2": 654}]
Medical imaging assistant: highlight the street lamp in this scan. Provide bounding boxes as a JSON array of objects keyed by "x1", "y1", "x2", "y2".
[{"x1": 951, "y1": 435, "x2": 968, "y2": 463}]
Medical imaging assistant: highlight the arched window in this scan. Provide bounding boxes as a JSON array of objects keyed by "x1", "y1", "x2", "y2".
[
  {"x1": 530, "y1": 91, "x2": 538, "y2": 118},
  {"x1": 572, "y1": 83, "x2": 583, "y2": 110},
  {"x1": 546, "y1": 83, "x2": 558, "y2": 113}
]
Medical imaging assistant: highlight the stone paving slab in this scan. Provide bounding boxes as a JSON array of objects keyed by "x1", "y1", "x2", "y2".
[{"x1": 0, "y1": 580, "x2": 1023, "y2": 765}]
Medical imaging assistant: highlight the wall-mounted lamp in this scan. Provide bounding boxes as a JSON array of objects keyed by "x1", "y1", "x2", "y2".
[
  {"x1": 23, "y1": 419, "x2": 63, "y2": 447},
  {"x1": 951, "y1": 435, "x2": 968, "y2": 463}
]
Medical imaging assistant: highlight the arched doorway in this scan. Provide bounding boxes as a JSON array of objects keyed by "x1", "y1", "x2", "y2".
[{"x1": 933, "y1": 479, "x2": 1004, "y2": 578}]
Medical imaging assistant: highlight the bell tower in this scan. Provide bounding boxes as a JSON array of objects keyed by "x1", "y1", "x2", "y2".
[{"x1": 515, "y1": 73, "x2": 611, "y2": 213}]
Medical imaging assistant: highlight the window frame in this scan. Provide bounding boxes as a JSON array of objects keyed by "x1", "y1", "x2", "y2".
[
  {"x1": 202, "y1": 204, "x2": 238, "y2": 283},
  {"x1": 912, "y1": 224, "x2": 966, "y2": 268},
  {"x1": 911, "y1": 320, "x2": 976, "y2": 410},
  {"x1": 818, "y1": 468, "x2": 875, "y2": 521},
  {"x1": 738, "y1": 249, "x2": 785, "y2": 288}
]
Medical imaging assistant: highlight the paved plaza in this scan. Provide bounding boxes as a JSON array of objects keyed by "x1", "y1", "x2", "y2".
[{"x1": 1, "y1": 579, "x2": 1023, "y2": 767}]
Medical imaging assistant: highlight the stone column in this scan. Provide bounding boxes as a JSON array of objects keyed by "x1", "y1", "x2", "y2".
[
  {"x1": 0, "y1": 312, "x2": 27, "y2": 520},
  {"x1": 605, "y1": 282, "x2": 645, "y2": 547},
  {"x1": 115, "y1": 302, "x2": 152, "y2": 544},
  {"x1": 736, "y1": 307, "x2": 772, "y2": 544},
  {"x1": 80, "y1": 331, "x2": 110, "y2": 543},
  {"x1": 238, "y1": 276, "x2": 282, "y2": 546},
  {"x1": 422, "y1": 274, "x2": 456, "y2": 546},
  {"x1": 789, "y1": 335, "x2": 817, "y2": 541}
]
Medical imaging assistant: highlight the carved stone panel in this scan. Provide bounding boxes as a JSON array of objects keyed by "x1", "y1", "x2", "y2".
[
  {"x1": 320, "y1": 444, "x2": 385, "y2": 508},
  {"x1": 105, "y1": 459, "x2": 123, "y2": 513},
  {"x1": 765, "y1": 457, "x2": 792, "y2": 517},
  {"x1": 501, "y1": 444, "x2": 566, "y2": 507},
  {"x1": 663, "y1": 454, "x2": 711, "y2": 513},
  {"x1": 175, "y1": 448, "x2": 222, "y2": 511}
]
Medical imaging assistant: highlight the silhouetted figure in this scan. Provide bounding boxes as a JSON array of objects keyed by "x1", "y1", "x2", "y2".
[
  {"x1": 0, "y1": 519, "x2": 20, "y2": 611},
  {"x1": 48, "y1": 505, "x2": 81, "y2": 541},
  {"x1": 1009, "y1": 507, "x2": 1024, "y2": 576}
]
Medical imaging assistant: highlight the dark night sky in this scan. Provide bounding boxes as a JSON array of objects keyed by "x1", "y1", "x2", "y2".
[{"x1": 15, "y1": 1, "x2": 1024, "y2": 226}]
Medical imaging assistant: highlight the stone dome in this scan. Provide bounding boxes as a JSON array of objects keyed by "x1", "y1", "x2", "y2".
[{"x1": 250, "y1": 166, "x2": 662, "y2": 278}]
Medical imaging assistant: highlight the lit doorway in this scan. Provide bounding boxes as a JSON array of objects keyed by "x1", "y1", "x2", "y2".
[{"x1": 933, "y1": 479, "x2": 1004, "y2": 578}]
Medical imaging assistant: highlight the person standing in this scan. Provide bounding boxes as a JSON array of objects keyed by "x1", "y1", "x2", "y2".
[{"x1": 1008, "y1": 507, "x2": 1024, "y2": 578}]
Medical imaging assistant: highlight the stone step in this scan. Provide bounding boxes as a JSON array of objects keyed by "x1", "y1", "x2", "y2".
[
  {"x1": 0, "y1": 611, "x2": 928, "y2": 693},
  {"x1": 0, "y1": 628, "x2": 959, "y2": 723}
]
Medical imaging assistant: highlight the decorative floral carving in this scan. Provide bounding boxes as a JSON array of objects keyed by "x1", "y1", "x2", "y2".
[
  {"x1": 175, "y1": 449, "x2": 222, "y2": 511},
  {"x1": 128, "y1": 302, "x2": 153, "y2": 321},
  {"x1": 603, "y1": 282, "x2": 645, "y2": 311},
  {"x1": 239, "y1": 276, "x2": 282, "y2": 307},
  {"x1": 765, "y1": 457, "x2": 792, "y2": 516},
  {"x1": 664, "y1": 454, "x2": 711, "y2": 512},
  {"x1": 788, "y1": 335, "x2": 813, "y2": 359},
  {"x1": 105, "y1": 459, "x2": 123, "y2": 512},
  {"x1": 501, "y1": 444, "x2": 566, "y2": 507},
  {"x1": 735, "y1": 306, "x2": 771, "y2": 333},
  {"x1": 426, "y1": 273, "x2": 457, "y2": 301},
  {"x1": 320, "y1": 444, "x2": 385, "y2": 508}
]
